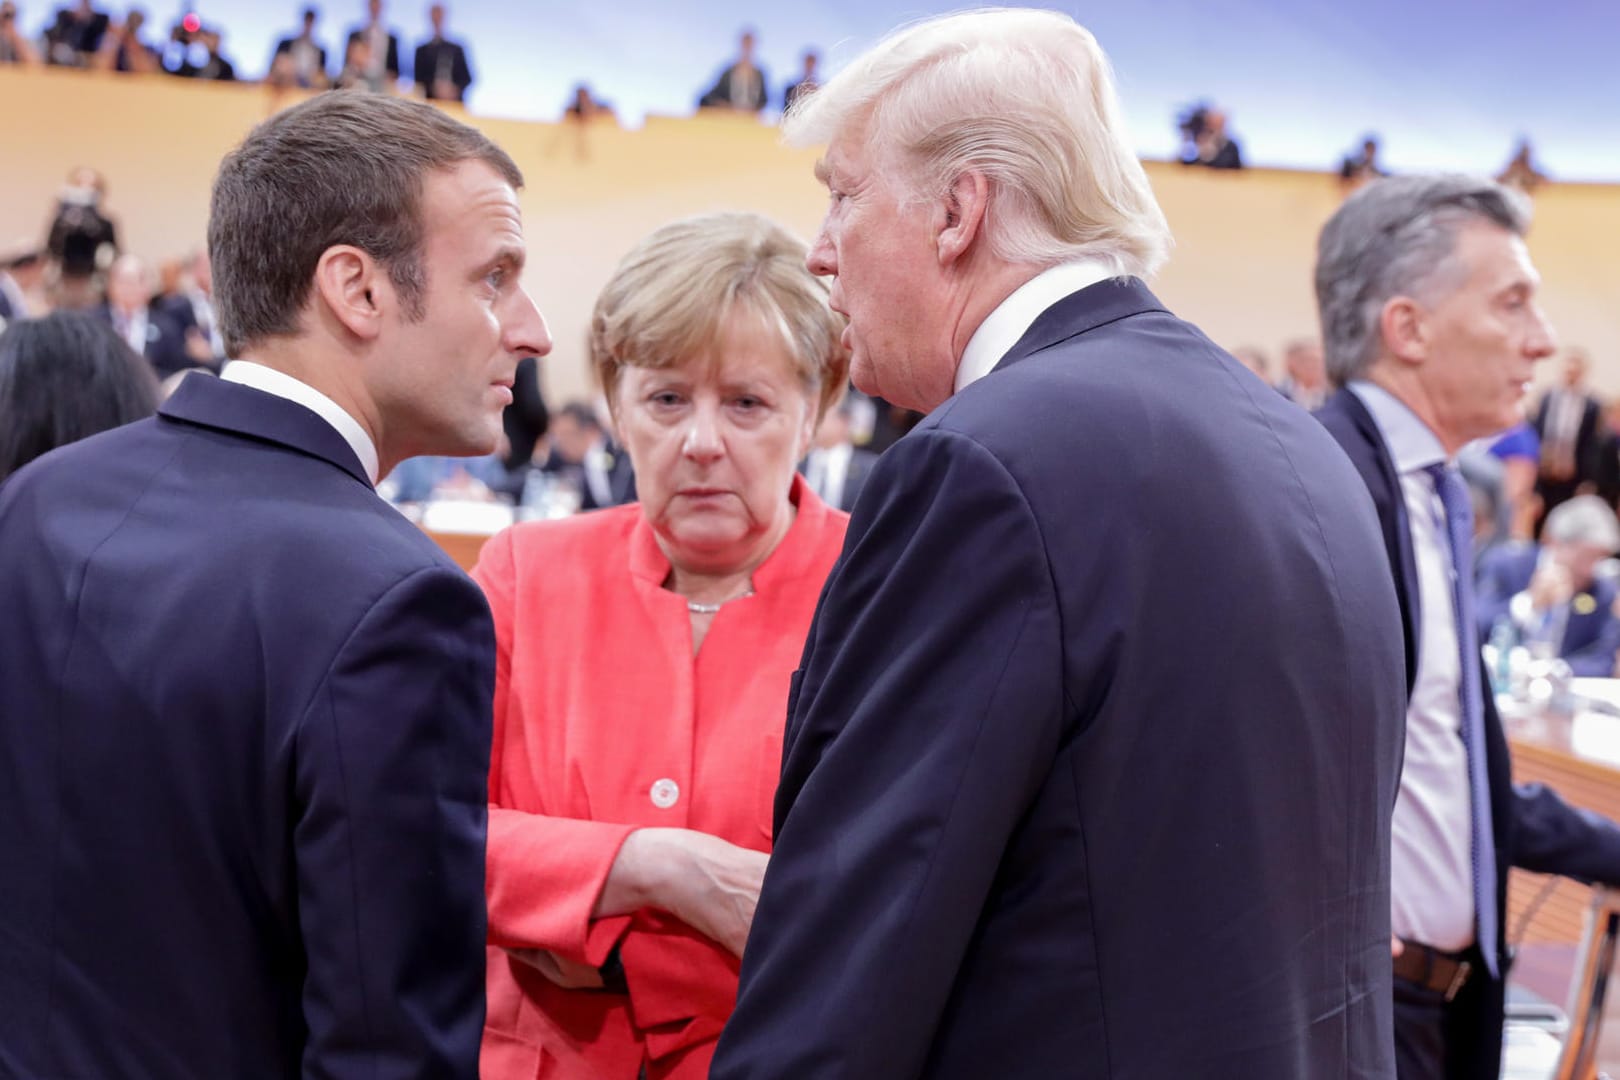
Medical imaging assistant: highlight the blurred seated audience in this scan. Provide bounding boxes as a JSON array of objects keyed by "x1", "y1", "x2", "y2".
[
  {"x1": 800, "y1": 396, "x2": 876, "y2": 512},
  {"x1": 384, "y1": 451, "x2": 509, "y2": 504},
  {"x1": 470, "y1": 210, "x2": 848, "y2": 1079},
  {"x1": 1178, "y1": 102, "x2": 1243, "y2": 169},
  {"x1": 1278, "y1": 337, "x2": 1328, "y2": 410},
  {"x1": 1486, "y1": 421, "x2": 1541, "y2": 540},
  {"x1": 345, "y1": 0, "x2": 400, "y2": 85},
  {"x1": 540, "y1": 399, "x2": 635, "y2": 510},
  {"x1": 45, "y1": 166, "x2": 118, "y2": 309},
  {"x1": 414, "y1": 2, "x2": 470, "y2": 102},
  {"x1": 1339, "y1": 135, "x2": 1386, "y2": 184},
  {"x1": 44, "y1": 0, "x2": 106, "y2": 66},
  {"x1": 272, "y1": 6, "x2": 329, "y2": 88},
  {"x1": 563, "y1": 82, "x2": 614, "y2": 121},
  {"x1": 1496, "y1": 138, "x2": 1547, "y2": 195},
  {"x1": 0, "y1": 245, "x2": 45, "y2": 326},
  {"x1": 1477, "y1": 494, "x2": 1620, "y2": 677},
  {"x1": 175, "y1": 27, "x2": 235, "y2": 80},
  {"x1": 0, "y1": 310, "x2": 157, "y2": 483},
  {"x1": 782, "y1": 49, "x2": 818, "y2": 111},
  {"x1": 0, "y1": 1, "x2": 42, "y2": 63},
  {"x1": 94, "y1": 7, "x2": 157, "y2": 72},
  {"x1": 698, "y1": 28, "x2": 767, "y2": 113},
  {"x1": 97, "y1": 254, "x2": 209, "y2": 381}
]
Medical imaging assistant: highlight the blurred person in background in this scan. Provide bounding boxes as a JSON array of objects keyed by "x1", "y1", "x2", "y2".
[
  {"x1": 498, "y1": 353, "x2": 548, "y2": 472},
  {"x1": 96, "y1": 253, "x2": 199, "y2": 380},
  {"x1": 93, "y1": 7, "x2": 158, "y2": 72},
  {"x1": 1314, "y1": 174, "x2": 1620, "y2": 1080},
  {"x1": 1496, "y1": 138, "x2": 1547, "y2": 195},
  {"x1": 175, "y1": 26, "x2": 236, "y2": 80},
  {"x1": 0, "y1": 245, "x2": 45, "y2": 326},
  {"x1": 158, "y1": 248, "x2": 226, "y2": 366},
  {"x1": 43, "y1": 0, "x2": 107, "y2": 65},
  {"x1": 272, "y1": 6, "x2": 330, "y2": 89},
  {"x1": 1531, "y1": 346, "x2": 1601, "y2": 530},
  {"x1": 782, "y1": 49, "x2": 818, "y2": 111},
  {"x1": 538, "y1": 399, "x2": 635, "y2": 510},
  {"x1": 0, "y1": 2, "x2": 42, "y2": 63},
  {"x1": 0, "y1": 311, "x2": 157, "y2": 484},
  {"x1": 334, "y1": 33, "x2": 385, "y2": 91},
  {"x1": 799, "y1": 396, "x2": 876, "y2": 512},
  {"x1": 346, "y1": 0, "x2": 400, "y2": 86},
  {"x1": 414, "y1": 2, "x2": 470, "y2": 102},
  {"x1": 698, "y1": 28, "x2": 767, "y2": 113},
  {"x1": 45, "y1": 166, "x2": 118, "y2": 309},
  {"x1": 473, "y1": 211, "x2": 848, "y2": 1080},
  {"x1": 1340, "y1": 134, "x2": 1386, "y2": 185},
  {"x1": 1476, "y1": 494, "x2": 1620, "y2": 676},
  {"x1": 1278, "y1": 336, "x2": 1329, "y2": 409},
  {"x1": 563, "y1": 81, "x2": 613, "y2": 121}
]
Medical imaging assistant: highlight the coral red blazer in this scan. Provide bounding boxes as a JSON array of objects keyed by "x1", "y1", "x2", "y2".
[{"x1": 473, "y1": 479, "x2": 847, "y2": 1079}]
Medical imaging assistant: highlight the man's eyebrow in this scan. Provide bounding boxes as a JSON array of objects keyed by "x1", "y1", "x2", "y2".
[{"x1": 483, "y1": 246, "x2": 526, "y2": 274}]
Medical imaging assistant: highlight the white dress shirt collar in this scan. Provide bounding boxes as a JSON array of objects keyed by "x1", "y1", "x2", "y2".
[
  {"x1": 222, "y1": 360, "x2": 380, "y2": 484},
  {"x1": 954, "y1": 259, "x2": 1117, "y2": 394},
  {"x1": 1347, "y1": 379, "x2": 1448, "y2": 475}
]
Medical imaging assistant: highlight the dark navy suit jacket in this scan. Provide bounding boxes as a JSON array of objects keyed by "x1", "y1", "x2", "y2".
[
  {"x1": 1318, "y1": 389, "x2": 1620, "y2": 1080},
  {"x1": 0, "y1": 374, "x2": 495, "y2": 1078},
  {"x1": 713, "y1": 279, "x2": 1408, "y2": 1078}
]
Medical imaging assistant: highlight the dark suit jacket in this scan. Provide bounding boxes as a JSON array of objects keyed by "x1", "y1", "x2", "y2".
[
  {"x1": 1317, "y1": 388, "x2": 1620, "y2": 1080},
  {"x1": 414, "y1": 37, "x2": 471, "y2": 100},
  {"x1": 698, "y1": 62, "x2": 768, "y2": 111},
  {"x1": 1474, "y1": 542, "x2": 1620, "y2": 677},
  {"x1": 346, "y1": 24, "x2": 402, "y2": 78},
  {"x1": 0, "y1": 374, "x2": 494, "y2": 1078},
  {"x1": 713, "y1": 279, "x2": 1407, "y2": 1078},
  {"x1": 1532, "y1": 389, "x2": 1602, "y2": 488},
  {"x1": 94, "y1": 301, "x2": 194, "y2": 380}
]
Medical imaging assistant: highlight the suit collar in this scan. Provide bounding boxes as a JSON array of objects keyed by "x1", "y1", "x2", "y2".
[
  {"x1": 158, "y1": 373, "x2": 373, "y2": 488},
  {"x1": 991, "y1": 276, "x2": 1168, "y2": 375}
]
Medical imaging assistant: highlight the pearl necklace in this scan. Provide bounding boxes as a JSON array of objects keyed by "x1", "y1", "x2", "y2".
[{"x1": 686, "y1": 587, "x2": 755, "y2": 615}]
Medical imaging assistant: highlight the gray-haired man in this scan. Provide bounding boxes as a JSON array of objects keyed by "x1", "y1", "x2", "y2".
[{"x1": 1315, "y1": 174, "x2": 1620, "y2": 1078}]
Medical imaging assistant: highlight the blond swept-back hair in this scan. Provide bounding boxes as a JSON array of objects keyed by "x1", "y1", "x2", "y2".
[
  {"x1": 784, "y1": 8, "x2": 1171, "y2": 278},
  {"x1": 590, "y1": 212, "x2": 849, "y2": 421}
]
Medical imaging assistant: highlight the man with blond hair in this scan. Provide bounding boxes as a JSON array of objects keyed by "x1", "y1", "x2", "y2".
[{"x1": 712, "y1": 9, "x2": 1405, "y2": 1077}]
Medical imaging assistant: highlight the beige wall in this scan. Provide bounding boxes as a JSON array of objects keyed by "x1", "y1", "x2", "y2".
[{"x1": 4, "y1": 65, "x2": 1617, "y2": 402}]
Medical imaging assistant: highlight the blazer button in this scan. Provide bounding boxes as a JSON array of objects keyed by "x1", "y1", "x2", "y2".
[{"x1": 649, "y1": 778, "x2": 680, "y2": 809}]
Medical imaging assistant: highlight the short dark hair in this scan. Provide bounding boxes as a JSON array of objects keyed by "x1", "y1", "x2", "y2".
[
  {"x1": 208, "y1": 93, "x2": 523, "y2": 357},
  {"x1": 556, "y1": 401, "x2": 603, "y2": 432},
  {"x1": 0, "y1": 312, "x2": 159, "y2": 483}
]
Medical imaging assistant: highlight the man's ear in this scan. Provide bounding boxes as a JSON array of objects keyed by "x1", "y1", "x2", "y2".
[
  {"x1": 312, "y1": 245, "x2": 386, "y2": 342},
  {"x1": 1379, "y1": 295, "x2": 1429, "y2": 367},
  {"x1": 936, "y1": 170, "x2": 990, "y2": 268}
]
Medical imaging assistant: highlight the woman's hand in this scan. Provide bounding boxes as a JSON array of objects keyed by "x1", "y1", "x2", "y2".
[
  {"x1": 508, "y1": 947, "x2": 607, "y2": 989},
  {"x1": 596, "y1": 827, "x2": 769, "y2": 957}
]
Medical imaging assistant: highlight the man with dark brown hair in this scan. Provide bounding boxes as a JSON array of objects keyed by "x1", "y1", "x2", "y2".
[{"x1": 0, "y1": 92, "x2": 551, "y2": 1077}]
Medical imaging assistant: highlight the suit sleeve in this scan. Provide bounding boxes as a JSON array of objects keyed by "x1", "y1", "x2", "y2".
[
  {"x1": 295, "y1": 564, "x2": 494, "y2": 1079},
  {"x1": 712, "y1": 428, "x2": 1067, "y2": 1079},
  {"x1": 473, "y1": 529, "x2": 634, "y2": 968},
  {"x1": 1509, "y1": 781, "x2": 1620, "y2": 884}
]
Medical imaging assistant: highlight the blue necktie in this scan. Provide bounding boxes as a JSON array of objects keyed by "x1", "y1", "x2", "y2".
[{"x1": 1426, "y1": 463, "x2": 1500, "y2": 977}]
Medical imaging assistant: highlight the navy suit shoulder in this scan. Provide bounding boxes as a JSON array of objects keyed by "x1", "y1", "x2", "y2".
[
  {"x1": 0, "y1": 374, "x2": 493, "y2": 1078},
  {"x1": 718, "y1": 279, "x2": 1406, "y2": 1079}
]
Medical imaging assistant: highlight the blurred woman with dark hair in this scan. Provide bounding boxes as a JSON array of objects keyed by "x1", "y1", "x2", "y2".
[{"x1": 0, "y1": 311, "x2": 158, "y2": 484}]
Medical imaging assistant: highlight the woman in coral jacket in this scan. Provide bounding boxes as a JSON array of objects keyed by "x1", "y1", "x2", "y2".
[{"x1": 473, "y1": 211, "x2": 851, "y2": 1079}]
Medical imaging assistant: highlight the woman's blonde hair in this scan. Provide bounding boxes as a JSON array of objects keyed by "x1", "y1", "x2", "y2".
[{"x1": 590, "y1": 212, "x2": 849, "y2": 421}]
